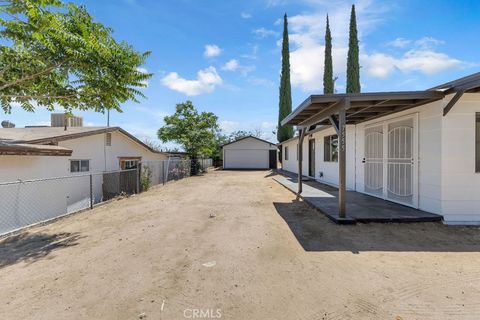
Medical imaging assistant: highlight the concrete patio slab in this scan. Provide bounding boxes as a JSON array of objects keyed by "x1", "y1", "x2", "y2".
[{"x1": 273, "y1": 172, "x2": 442, "y2": 224}]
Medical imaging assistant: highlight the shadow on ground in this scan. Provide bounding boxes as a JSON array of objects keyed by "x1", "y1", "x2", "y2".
[
  {"x1": 274, "y1": 201, "x2": 480, "y2": 253},
  {"x1": 0, "y1": 232, "x2": 84, "y2": 268}
]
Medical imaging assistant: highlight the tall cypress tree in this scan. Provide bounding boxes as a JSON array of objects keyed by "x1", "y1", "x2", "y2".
[
  {"x1": 323, "y1": 14, "x2": 334, "y2": 94},
  {"x1": 346, "y1": 4, "x2": 360, "y2": 93},
  {"x1": 277, "y1": 13, "x2": 294, "y2": 143}
]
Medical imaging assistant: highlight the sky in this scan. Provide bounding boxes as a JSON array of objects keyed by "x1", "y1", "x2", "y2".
[{"x1": 4, "y1": 0, "x2": 480, "y2": 148}]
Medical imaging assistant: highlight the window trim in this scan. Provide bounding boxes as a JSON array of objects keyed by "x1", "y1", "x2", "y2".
[
  {"x1": 324, "y1": 134, "x2": 339, "y2": 163},
  {"x1": 70, "y1": 159, "x2": 90, "y2": 173},
  {"x1": 119, "y1": 156, "x2": 142, "y2": 170}
]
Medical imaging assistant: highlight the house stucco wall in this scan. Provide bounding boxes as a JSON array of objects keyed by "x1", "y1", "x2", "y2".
[
  {"x1": 280, "y1": 126, "x2": 356, "y2": 190},
  {"x1": 440, "y1": 93, "x2": 480, "y2": 224}
]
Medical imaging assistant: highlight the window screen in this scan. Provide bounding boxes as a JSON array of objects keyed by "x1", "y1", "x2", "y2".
[
  {"x1": 284, "y1": 146, "x2": 289, "y2": 160},
  {"x1": 70, "y1": 160, "x2": 90, "y2": 172}
]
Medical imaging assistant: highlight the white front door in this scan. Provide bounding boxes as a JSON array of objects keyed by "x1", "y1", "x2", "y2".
[{"x1": 364, "y1": 115, "x2": 418, "y2": 207}]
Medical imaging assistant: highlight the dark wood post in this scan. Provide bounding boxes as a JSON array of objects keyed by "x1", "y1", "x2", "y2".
[
  {"x1": 297, "y1": 127, "x2": 306, "y2": 197},
  {"x1": 338, "y1": 99, "x2": 348, "y2": 218}
]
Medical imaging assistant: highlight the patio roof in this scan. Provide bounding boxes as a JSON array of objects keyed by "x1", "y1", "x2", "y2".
[{"x1": 281, "y1": 91, "x2": 445, "y2": 128}]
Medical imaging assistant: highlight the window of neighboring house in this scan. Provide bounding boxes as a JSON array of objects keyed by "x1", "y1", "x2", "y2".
[
  {"x1": 120, "y1": 158, "x2": 140, "y2": 170},
  {"x1": 476, "y1": 113, "x2": 480, "y2": 172},
  {"x1": 106, "y1": 133, "x2": 112, "y2": 146},
  {"x1": 296, "y1": 144, "x2": 299, "y2": 160},
  {"x1": 284, "y1": 146, "x2": 289, "y2": 161},
  {"x1": 70, "y1": 160, "x2": 90, "y2": 173},
  {"x1": 324, "y1": 134, "x2": 339, "y2": 162}
]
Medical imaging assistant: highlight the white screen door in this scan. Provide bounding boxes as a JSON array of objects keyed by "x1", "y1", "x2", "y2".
[
  {"x1": 364, "y1": 126, "x2": 383, "y2": 197},
  {"x1": 364, "y1": 115, "x2": 418, "y2": 208},
  {"x1": 386, "y1": 118, "x2": 415, "y2": 206}
]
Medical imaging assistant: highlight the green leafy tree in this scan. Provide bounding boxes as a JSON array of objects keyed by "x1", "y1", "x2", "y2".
[
  {"x1": 157, "y1": 101, "x2": 220, "y2": 159},
  {"x1": 346, "y1": 4, "x2": 360, "y2": 93},
  {"x1": 0, "y1": 0, "x2": 151, "y2": 113},
  {"x1": 323, "y1": 14, "x2": 334, "y2": 94},
  {"x1": 277, "y1": 13, "x2": 294, "y2": 143}
]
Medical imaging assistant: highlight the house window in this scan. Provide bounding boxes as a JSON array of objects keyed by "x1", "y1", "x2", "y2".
[
  {"x1": 284, "y1": 146, "x2": 289, "y2": 160},
  {"x1": 296, "y1": 144, "x2": 299, "y2": 160},
  {"x1": 476, "y1": 113, "x2": 480, "y2": 172},
  {"x1": 70, "y1": 160, "x2": 90, "y2": 172},
  {"x1": 324, "y1": 135, "x2": 339, "y2": 162},
  {"x1": 119, "y1": 157, "x2": 141, "y2": 170},
  {"x1": 106, "y1": 133, "x2": 112, "y2": 146}
]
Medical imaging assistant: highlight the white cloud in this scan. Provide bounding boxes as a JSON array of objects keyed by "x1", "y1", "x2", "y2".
[
  {"x1": 363, "y1": 48, "x2": 462, "y2": 78},
  {"x1": 396, "y1": 50, "x2": 461, "y2": 74},
  {"x1": 414, "y1": 36, "x2": 445, "y2": 49},
  {"x1": 222, "y1": 59, "x2": 239, "y2": 71},
  {"x1": 253, "y1": 27, "x2": 278, "y2": 38},
  {"x1": 222, "y1": 59, "x2": 255, "y2": 76},
  {"x1": 285, "y1": 0, "x2": 466, "y2": 90},
  {"x1": 220, "y1": 120, "x2": 240, "y2": 132},
  {"x1": 261, "y1": 121, "x2": 276, "y2": 130},
  {"x1": 204, "y1": 44, "x2": 222, "y2": 58},
  {"x1": 386, "y1": 38, "x2": 411, "y2": 48},
  {"x1": 161, "y1": 66, "x2": 223, "y2": 96},
  {"x1": 241, "y1": 12, "x2": 252, "y2": 19},
  {"x1": 136, "y1": 67, "x2": 150, "y2": 87}
]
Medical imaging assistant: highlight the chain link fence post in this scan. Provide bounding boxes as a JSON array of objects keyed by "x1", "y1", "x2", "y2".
[{"x1": 89, "y1": 174, "x2": 93, "y2": 209}]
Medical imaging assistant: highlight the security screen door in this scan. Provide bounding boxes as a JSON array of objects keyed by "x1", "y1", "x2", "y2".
[
  {"x1": 364, "y1": 115, "x2": 418, "y2": 207},
  {"x1": 364, "y1": 125, "x2": 384, "y2": 197}
]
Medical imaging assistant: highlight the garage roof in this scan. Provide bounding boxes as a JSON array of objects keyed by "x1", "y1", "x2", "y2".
[{"x1": 221, "y1": 135, "x2": 276, "y2": 147}]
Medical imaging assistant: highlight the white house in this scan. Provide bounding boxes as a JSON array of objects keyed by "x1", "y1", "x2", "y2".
[
  {"x1": 222, "y1": 136, "x2": 277, "y2": 169},
  {"x1": 0, "y1": 122, "x2": 170, "y2": 234},
  {"x1": 0, "y1": 126, "x2": 169, "y2": 181},
  {"x1": 279, "y1": 72, "x2": 480, "y2": 225}
]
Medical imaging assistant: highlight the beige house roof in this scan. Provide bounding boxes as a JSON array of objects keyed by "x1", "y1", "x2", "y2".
[
  {"x1": 0, "y1": 142, "x2": 72, "y2": 156},
  {"x1": 0, "y1": 126, "x2": 168, "y2": 156},
  {"x1": 0, "y1": 126, "x2": 117, "y2": 144}
]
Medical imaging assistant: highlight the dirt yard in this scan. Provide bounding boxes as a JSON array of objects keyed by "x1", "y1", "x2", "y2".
[{"x1": 1, "y1": 170, "x2": 480, "y2": 320}]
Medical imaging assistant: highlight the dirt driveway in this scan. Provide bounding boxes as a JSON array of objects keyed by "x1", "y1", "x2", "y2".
[{"x1": 1, "y1": 170, "x2": 480, "y2": 320}]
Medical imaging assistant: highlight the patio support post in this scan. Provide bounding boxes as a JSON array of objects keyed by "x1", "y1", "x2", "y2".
[
  {"x1": 297, "y1": 127, "x2": 306, "y2": 197},
  {"x1": 338, "y1": 99, "x2": 348, "y2": 218}
]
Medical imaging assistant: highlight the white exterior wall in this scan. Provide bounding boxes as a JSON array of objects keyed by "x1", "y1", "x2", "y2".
[
  {"x1": 440, "y1": 93, "x2": 480, "y2": 224},
  {"x1": 280, "y1": 126, "x2": 356, "y2": 189},
  {"x1": 355, "y1": 100, "x2": 444, "y2": 215},
  {"x1": 0, "y1": 130, "x2": 168, "y2": 233},
  {"x1": 223, "y1": 137, "x2": 276, "y2": 169}
]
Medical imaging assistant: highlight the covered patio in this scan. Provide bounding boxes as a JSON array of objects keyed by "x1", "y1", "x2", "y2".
[
  {"x1": 274, "y1": 171, "x2": 442, "y2": 224},
  {"x1": 280, "y1": 90, "x2": 449, "y2": 222}
]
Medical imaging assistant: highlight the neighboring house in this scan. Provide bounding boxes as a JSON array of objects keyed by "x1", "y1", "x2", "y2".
[
  {"x1": 0, "y1": 123, "x2": 171, "y2": 234},
  {"x1": 222, "y1": 136, "x2": 277, "y2": 169},
  {"x1": 0, "y1": 126, "x2": 169, "y2": 181},
  {"x1": 279, "y1": 72, "x2": 480, "y2": 225}
]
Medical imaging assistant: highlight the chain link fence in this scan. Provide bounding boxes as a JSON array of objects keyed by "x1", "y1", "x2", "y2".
[{"x1": 0, "y1": 159, "x2": 211, "y2": 236}]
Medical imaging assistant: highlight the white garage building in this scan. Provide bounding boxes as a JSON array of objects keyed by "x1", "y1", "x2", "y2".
[{"x1": 222, "y1": 136, "x2": 277, "y2": 169}]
